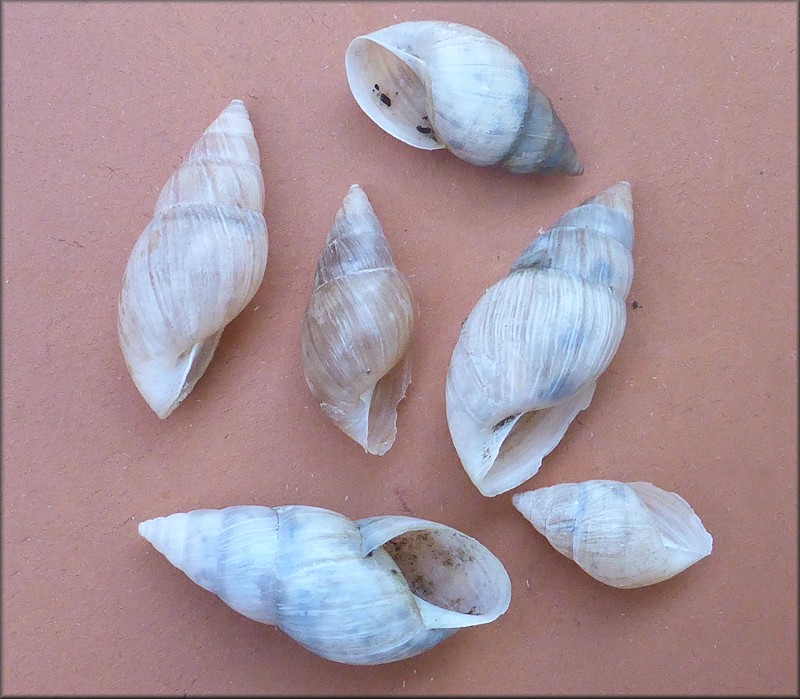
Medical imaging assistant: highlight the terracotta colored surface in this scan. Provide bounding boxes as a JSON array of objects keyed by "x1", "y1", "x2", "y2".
[{"x1": 2, "y1": 1, "x2": 797, "y2": 695}]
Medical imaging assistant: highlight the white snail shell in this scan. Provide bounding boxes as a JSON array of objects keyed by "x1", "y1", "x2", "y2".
[
  {"x1": 512, "y1": 480, "x2": 713, "y2": 588},
  {"x1": 446, "y1": 181, "x2": 634, "y2": 496},
  {"x1": 117, "y1": 99, "x2": 268, "y2": 418},
  {"x1": 139, "y1": 504, "x2": 512, "y2": 665},
  {"x1": 346, "y1": 21, "x2": 582, "y2": 175},
  {"x1": 300, "y1": 184, "x2": 414, "y2": 455}
]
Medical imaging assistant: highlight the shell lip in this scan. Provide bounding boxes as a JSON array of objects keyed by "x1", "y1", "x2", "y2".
[
  {"x1": 356, "y1": 515, "x2": 512, "y2": 628},
  {"x1": 121, "y1": 329, "x2": 224, "y2": 419},
  {"x1": 303, "y1": 325, "x2": 412, "y2": 457},
  {"x1": 448, "y1": 376, "x2": 598, "y2": 497},
  {"x1": 459, "y1": 419, "x2": 527, "y2": 497},
  {"x1": 345, "y1": 35, "x2": 445, "y2": 152}
]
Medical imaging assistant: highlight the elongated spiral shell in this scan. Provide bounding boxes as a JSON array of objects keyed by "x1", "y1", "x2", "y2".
[
  {"x1": 446, "y1": 182, "x2": 634, "y2": 496},
  {"x1": 512, "y1": 480, "x2": 713, "y2": 588},
  {"x1": 138, "y1": 504, "x2": 512, "y2": 665},
  {"x1": 300, "y1": 184, "x2": 414, "y2": 455},
  {"x1": 117, "y1": 99, "x2": 268, "y2": 418},
  {"x1": 346, "y1": 21, "x2": 582, "y2": 175}
]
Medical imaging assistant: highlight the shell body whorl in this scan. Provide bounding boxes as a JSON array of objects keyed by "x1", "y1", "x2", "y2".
[
  {"x1": 300, "y1": 184, "x2": 414, "y2": 455},
  {"x1": 117, "y1": 99, "x2": 268, "y2": 419},
  {"x1": 139, "y1": 505, "x2": 512, "y2": 665},
  {"x1": 512, "y1": 480, "x2": 714, "y2": 588},
  {"x1": 446, "y1": 182, "x2": 634, "y2": 496},
  {"x1": 345, "y1": 21, "x2": 582, "y2": 175}
]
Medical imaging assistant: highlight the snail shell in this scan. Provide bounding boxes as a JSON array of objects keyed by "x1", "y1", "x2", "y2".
[
  {"x1": 512, "y1": 480, "x2": 713, "y2": 588},
  {"x1": 117, "y1": 99, "x2": 268, "y2": 418},
  {"x1": 446, "y1": 182, "x2": 634, "y2": 496},
  {"x1": 300, "y1": 184, "x2": 414, "y2": 455},
  {"x1": 139, "y1": 504, "x2": 512, "y2": 665},
  {"x1": 346, "y1": 21, "x2": 582, "y2": 175}
]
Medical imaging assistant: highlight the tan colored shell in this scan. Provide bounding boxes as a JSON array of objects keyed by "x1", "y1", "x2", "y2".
[
  {"x1": 446, "y1": 182, "x2": 634, "y2": 496},
  {"x1": 117, "y1": 99, "x2": 268, "y2": 418},
  {"x1": 139, "y1": 504, "x2": 512, "y2": 665},
  {"x1": 512, "y1": 480, "x2": 713, "y2": 588},
  {"x1": 300, "y1": 184, "x2": 414, "y2": 455},
  {"x1": 346, "y1": 21, "x2": 582, "y2": 174}
]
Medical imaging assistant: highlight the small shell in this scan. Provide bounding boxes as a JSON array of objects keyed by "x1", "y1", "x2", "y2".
[
  {"x1": 346, "y1": 21, "x2": 582, "y2": 174},
  {"x1": 139, "y1": 504, "x2": 512, "y2": 665},
  {"x1": 512, "y1": 480, "x2": 713, "y2": 588},
  {"x1": 117, "y1": 99, "x2": 268, "y2": 418},
  {"x1": 446, "y1": 182, "x2": 634, "y2": 496},
  {"x1": 300, "y1": 184, "x2": 414, "y2": 455}
]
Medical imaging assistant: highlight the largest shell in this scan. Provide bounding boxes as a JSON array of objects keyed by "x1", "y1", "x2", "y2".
[
  {"x1": 139, "y1": 504, "x2": 512, "y2": 665},
  {"x1": 117, "y1": 99, "x2": 268, "y2": 418},
  {"x1": 446, "y1": 182, "x2": 634, "y2": 496}
]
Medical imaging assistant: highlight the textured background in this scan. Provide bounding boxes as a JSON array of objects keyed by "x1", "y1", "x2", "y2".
[{"x1": 2, "y1": 1, "x2": 797, "y2": 695}]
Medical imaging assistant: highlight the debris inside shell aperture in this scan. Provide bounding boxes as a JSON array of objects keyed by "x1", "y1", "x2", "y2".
[{"x1": 382, "y1": 530, "x2": 483, "y2": 615}]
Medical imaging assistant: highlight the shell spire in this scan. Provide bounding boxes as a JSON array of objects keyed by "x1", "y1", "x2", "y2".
[
  {"x1": 118, "y1": 99, "x2": 268, "y2": 418},
  {"x1": 139, "y1": 507, "x2": 281, "y2": 624},
  {"x1": 446, "y1": 182, "x2": 634, "y2": 496},
  {"x1": 300, "y1": 184, "x2": 414, "y2": 455},
  {"x1": 345, "y1": 21, "x2": 582, "y2": 175},
  {"x1": 512, "y1": 480, "x2": 713, "y2": 588},
  {"x1": 139, "y1": 505, "x2": 511, "y2": 665}
]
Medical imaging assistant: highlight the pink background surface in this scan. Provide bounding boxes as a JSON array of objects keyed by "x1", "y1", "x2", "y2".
[{"x1": 3, "y1": 1, "x2": 797, "y2": 695}]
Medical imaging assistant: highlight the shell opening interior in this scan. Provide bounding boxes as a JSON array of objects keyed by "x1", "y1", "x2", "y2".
[
  {"x1": 134, "y1": 330, "x2": 224, "y2": 419},
  {"x1": 494, "y1": 410, "x2": 541, "y2": 463},
  {"x1": 364, "y1": 355, "x2": 412, "y2": 454},
  {"x1": 381, "y1": 529, "x2": 501, "y2": 616},
  {"x1": 479, "y1": 382, "x2": 597, "y2": 494},
  {"x1": 485, "y1": 410, "x2": 552, "y2": 488},
  {"x1": 166, "y1": 331, "x2": 223, "y2": 417},
  {"x1": 628, "y1": 482, "x2": 713, "y2": 554},
  {"x1": 346, "y1": 38, "x2": 444, "y2": 151}
]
